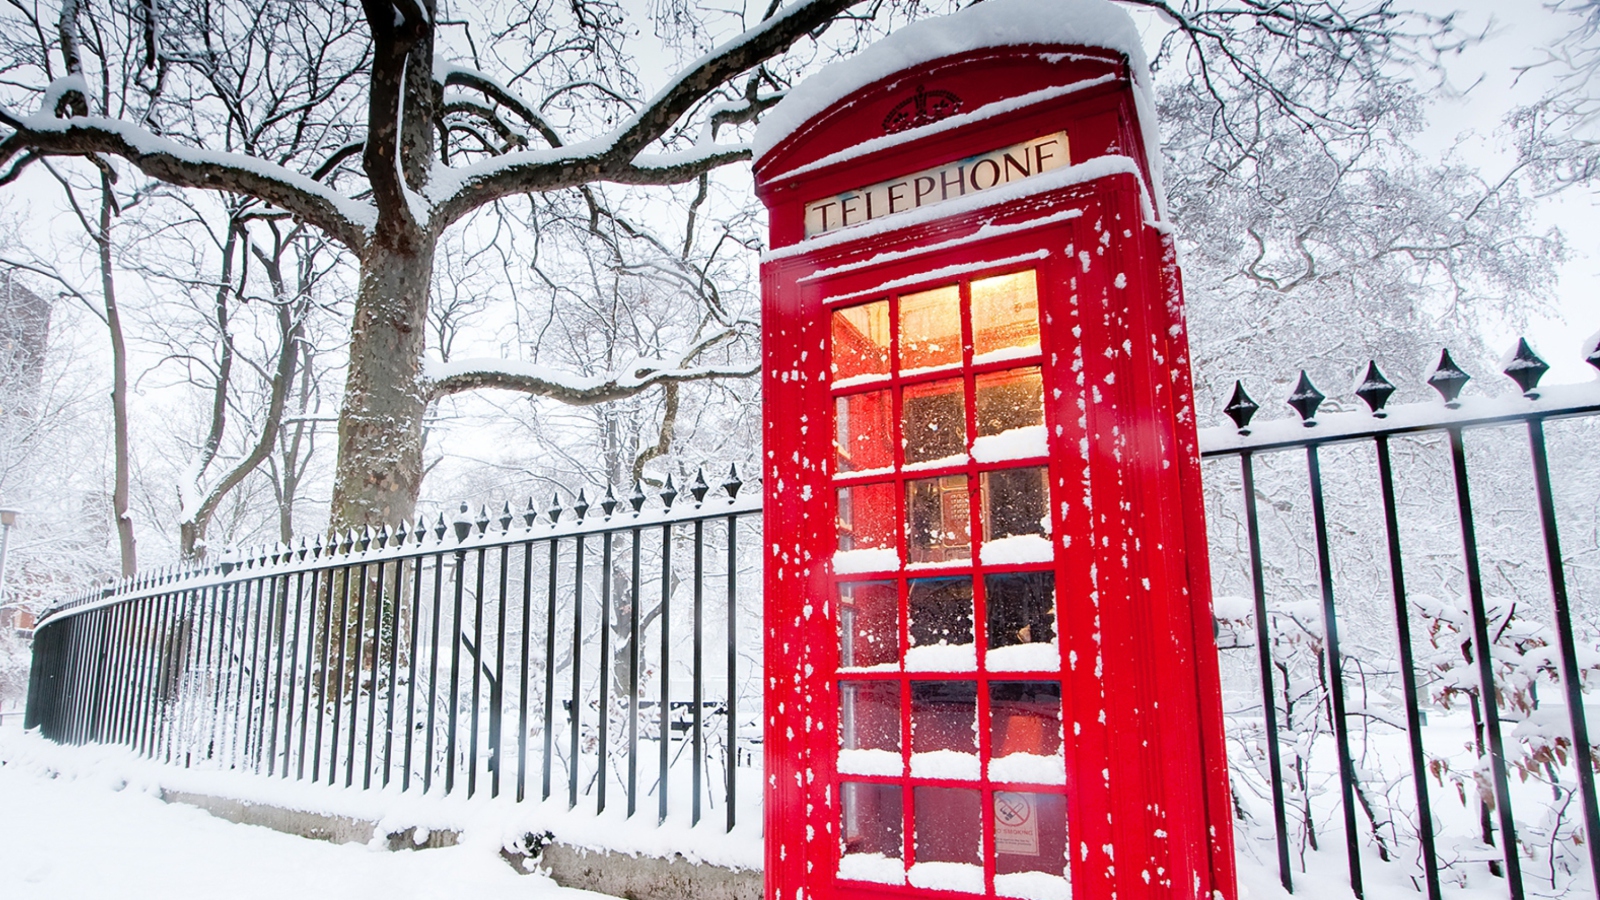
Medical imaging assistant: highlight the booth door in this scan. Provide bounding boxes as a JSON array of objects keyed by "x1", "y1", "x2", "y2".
[{"x1": 829, "y1": 265, "x2": 1070, "y2": 898}]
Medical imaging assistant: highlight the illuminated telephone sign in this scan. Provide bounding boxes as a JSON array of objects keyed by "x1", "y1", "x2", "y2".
[{"x1": 754, "y1": 4, "x2": 1238, "y2": 900}]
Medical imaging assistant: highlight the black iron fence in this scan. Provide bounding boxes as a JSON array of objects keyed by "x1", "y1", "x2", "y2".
[
  {"x1": 20, "y1": 341, "x2": 1600, "y2": 900},
  {"x1": 25, "y1": 467, "x2": 762, "y2": 830},
  {"x1": 1201, "y1": 341, "x2": 1600, "y2": 900}
]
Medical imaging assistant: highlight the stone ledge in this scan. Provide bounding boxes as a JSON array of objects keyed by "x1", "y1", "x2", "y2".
[{"x1": 158, "y1": 789, "x2": 761, "y2": 900}]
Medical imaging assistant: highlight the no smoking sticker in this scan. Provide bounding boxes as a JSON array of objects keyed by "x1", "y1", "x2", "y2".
[{"x1": 995, "y1": 791, "x2": 1039, "y2": 856}]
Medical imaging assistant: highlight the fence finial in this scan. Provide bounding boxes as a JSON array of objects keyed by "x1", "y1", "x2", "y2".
[
  {"x1": 1503, "y1": 338, "x2": 1550, "y2": 398},
  {"x1": 523, "y1": 497, "x2": 537, "y2": 530},
  {"x1": 574, "y1": 490, "x2": 590, "y2": 521},
  {"x1": 691, "y1": 467, "x2": 710, "y2": 506},
  {"x1": 661, "y1": 474, "x2": 679, "y2": 509},
  {"x1": 499, "y1": 501, "x2": 513, "y2": 533},
  {"x1": 1287, "y1": 371, "x2": 1324, "y2": 425},
  {"x1": 601, "y1": 485, "x2": 619, "y2": 518},
  {"x1": 1427, "y1": 349, "x2": 1470, "y2": 407},
  {"x1": 548, "y1": 493, "x2": 563, "y2": 524},
  {"x1": 1586, "y1": 331, "x2": 1600, "y2": 373},
  {"x1": 374, "y1": 525, "x2": 389, "y2": 550},
  {"x1": 722, "y1": 463, "x2": 743, "y2": 501},
  {"x1": 1224, "y1": 380, "x2": 1258, "y2": 434},
  {"x1": 630, "y1": 480, "x2": 647, "y2": 515},
  {"x1": 434, "y1": 512, "x2": 448, "y2": 542},
  {"x1": 1355, "y1": 361, "x2": 1395, "y2": 417},
  {"x1": 452, "y1": 503, "x2": 472, "y2": 543}
]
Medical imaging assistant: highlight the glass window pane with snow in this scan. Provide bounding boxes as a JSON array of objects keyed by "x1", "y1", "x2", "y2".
[
  {"x1": 912, "y1": 786, "x2": 985, "y2": 891},
  {"x1": 907, "y1": 475, "x2": 971, "y2": 564},
  {"x1": 841, "y1": 782, "x2": 905, "y2": 884},
  {"x1": 985, "y1": 572, "x2": 1057, "y2": 669},
  {"x1": 841, "y1": 581, "x2": 901, "y2": 670},
  {"x1": 838, "y1": 482, "x2": 897, "y2": 554},
  {"x1": 974, "y1": 368, "x2": 1046, "y2": 462},
  {"x1": 907, "y1": 578, "x2": 975, "y2": 671},
  {"x1": 841, "y1": 680, "x2": 902, "y2": 770},
  {"x1": 903, "y1": 379, "x2": 966, "y2": 466},
  {"x1": 837, "y1": 390, "x2": 894, "y2": 473},
  {"x1": 899, "y1": 285, "x2": 962, "y2": 371},
  {"x1": 971, "y1": 270, "x2": 1039, "y2": 361},
  {"x1": 832, "y1": 300, "x2": 892, "y2": 383}
]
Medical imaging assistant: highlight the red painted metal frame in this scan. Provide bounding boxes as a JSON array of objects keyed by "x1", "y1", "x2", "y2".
[{"x1": 758, "y1": 44, "x2": 1235, "y2": 900}]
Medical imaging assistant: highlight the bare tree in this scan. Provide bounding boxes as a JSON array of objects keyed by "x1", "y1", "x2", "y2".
[{"x1": 0, "y1": 0, "x2": 867, "y2": 532}]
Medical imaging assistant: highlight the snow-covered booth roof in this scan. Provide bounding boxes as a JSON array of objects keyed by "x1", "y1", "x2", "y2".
[{"x1": 753, "y1": 0, "x2": 1164, "y2": 251}]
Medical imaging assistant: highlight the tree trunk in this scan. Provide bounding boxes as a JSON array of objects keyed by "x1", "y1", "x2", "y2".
[
  {"x1": 328, "y1": 241, "x2": 433, "y2": 532},
  {"x1": 99, "y1": 175, "x2": 136, "y2": 576}
]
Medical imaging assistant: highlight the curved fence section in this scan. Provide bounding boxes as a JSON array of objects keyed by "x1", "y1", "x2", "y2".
[
  {"x1": 1200, "y1": 349, "x2": 1600, "y2": 900},
  {"x1": 25, "y1": 468, "x2": 763, "y2": 830}
]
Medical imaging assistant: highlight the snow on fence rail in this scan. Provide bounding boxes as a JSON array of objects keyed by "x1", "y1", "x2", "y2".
[
  {"x1": 25, "y1": 465, "x2": 763, "y2": 834},
  {"x1": 1200, "y1": 340, "x2": 1600, "y2": 900}
]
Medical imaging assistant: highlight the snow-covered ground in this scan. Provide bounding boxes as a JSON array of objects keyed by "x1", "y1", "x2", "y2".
[
  {"x1": 0, "y1": 715, "x2": 1536, "y2": 900},
  {"x1": 0, "y1": 721, "x2": 607, "y2": 900}
]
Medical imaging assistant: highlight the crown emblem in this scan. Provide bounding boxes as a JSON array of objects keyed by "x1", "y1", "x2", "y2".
[{"x1": 882, "y1": 85, "x2": 963, "y2": 133}]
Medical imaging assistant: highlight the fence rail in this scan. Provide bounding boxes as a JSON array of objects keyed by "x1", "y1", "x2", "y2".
[
  {"x1": 1200, "y1": 342, "x2": 1600, "y2": 900},
  {"x1": 26, "y1": 467, "x2": 762, "y2": 832}
]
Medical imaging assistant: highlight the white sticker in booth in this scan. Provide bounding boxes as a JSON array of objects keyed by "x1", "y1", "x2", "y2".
[{"x1": 995, "y1": 791, "x2": 1040, "y2": 856}]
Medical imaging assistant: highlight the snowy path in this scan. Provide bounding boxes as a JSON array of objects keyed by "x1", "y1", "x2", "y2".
[{"x1": 0, "y1": 726, "x2": 603, "y2": 900}]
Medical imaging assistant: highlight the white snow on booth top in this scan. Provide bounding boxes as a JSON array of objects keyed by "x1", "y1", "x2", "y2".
[{"x1": 753, "y1": 0, "x2": 1154, "y2": 163}]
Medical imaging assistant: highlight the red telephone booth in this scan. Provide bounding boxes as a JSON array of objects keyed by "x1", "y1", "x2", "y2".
[{"x1": 755, "y1": 3, "x2": 1236, "y2": 900}]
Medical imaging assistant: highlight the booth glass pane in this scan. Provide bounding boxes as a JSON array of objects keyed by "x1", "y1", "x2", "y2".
[
  {"x1": 971, "y1": 270, "x2": 1039, "y2": 360},
  {"x1": 985, "y1": 572, "x2": 1058, "y2": 668},
  {"x1": 912, "y1": 787, "x2": 984, "y2": 892},
  {"x1": 991, "y1": 791, "x2": 1069, "y2": 888},
  {"x1": 841, "y1": 680, "x2": 902, "y2": 761},
  {"x1": 907, "y1": 475, "x2": 971, "y2": 564},
  {"x1": 907, "y1": 578, "x2": 975, "y2": 671},
  {"x1": 975, "y1": 367, "x2": 1045, "y2": 437},
  {"x1": 836, "y1": 390, "x2": 894, "y2": 473},
  {"x1": 903, "y1": 378, "x2": 967, "y2": 466},
  {"x1": 911, "y1": 680, "x2": 978, "y2": 755},
  {"x1": 833, "y1": 301, "x2": 891, "y2": 382},
  {"x1": 899, "y1": 285, "x2": 962, "y2": 371},
  {"x1": 981, "y1": 467, "x2": 1050, "y2": 541},
  {"x1": 988, "y1": 682, "x2": 1064, "y2": 784},
  {"x1": 841, "y1": 782, "x2": 905, "y2": 884},
  {"x1": 840, "y1": 581, "x2": 900, "y2": 670},
  {"x1": 838, "y1": 482, "x2": 897, "y2": 553}
]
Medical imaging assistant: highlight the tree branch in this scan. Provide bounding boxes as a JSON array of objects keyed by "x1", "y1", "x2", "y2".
[
  {"x1": 432, "y1": 0, "x2": 862, "y2": 226},
  {"x1": 425, "y1": 359, "x2": 759, "y2": 404},
  {"x1": 0, "y1": 116, "x2": 371, "y2": 250}
]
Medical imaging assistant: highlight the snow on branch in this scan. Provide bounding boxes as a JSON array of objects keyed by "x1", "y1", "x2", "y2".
[
  {"x1": 435, "y1": 62, "x2": 564, "y2": 148},
  {"x1": 0, "y1": 114, "x2": 374, "y2": 250},
  {"x1": 429, "y1": 0, "x2": 862, "y2": 226},
  {"x1": 423, "y1": 356, "x2": 760, "y2": 405}
]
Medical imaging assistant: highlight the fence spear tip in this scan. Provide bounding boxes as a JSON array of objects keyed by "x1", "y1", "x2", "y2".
[
  {"x1": 1502, "y1": 338, "x2": 1550, "y2": 397},
  {"x1": 1354, "y1": 361, "x2": 1395, "y2": 416},
  {"x1": 1224, "y1": 380, "x2": 1259, "y2": 433},
  {"x1": 1427, "y1": 348, "x2": 1471, "y2": 407}
]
